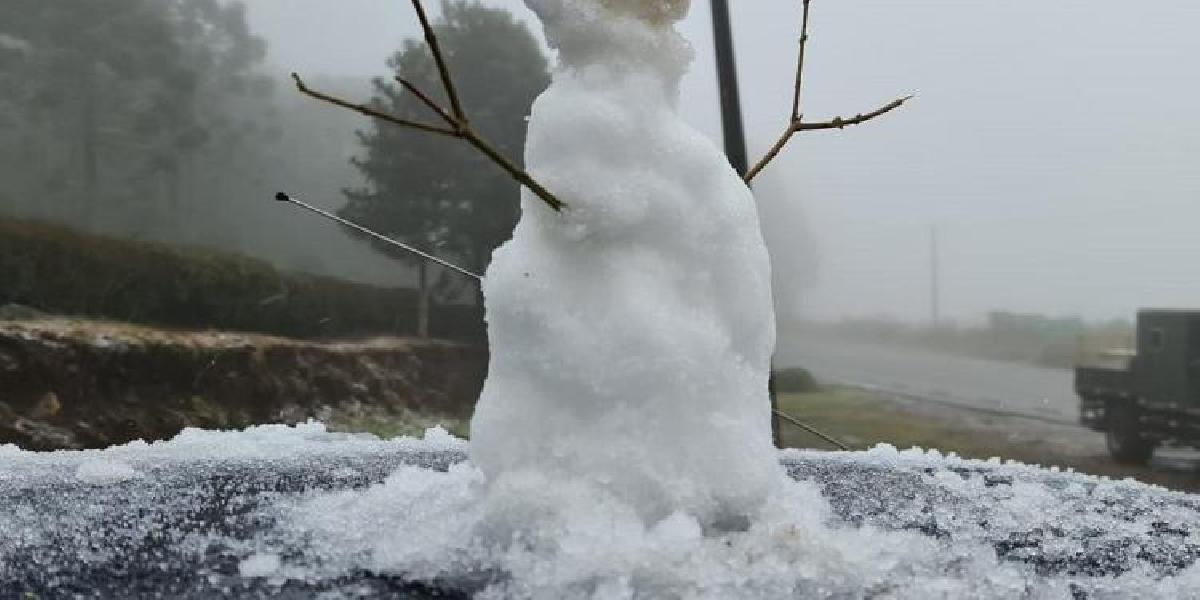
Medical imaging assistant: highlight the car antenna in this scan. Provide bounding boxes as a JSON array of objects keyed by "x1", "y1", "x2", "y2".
[{"x1": 273, "y1": 192, "x2": 482, "y2": 281}]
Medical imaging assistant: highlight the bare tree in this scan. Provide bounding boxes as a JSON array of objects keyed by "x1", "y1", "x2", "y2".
[
  {"x1": 291, "y1": 0, "x2": 563, "y2": 213},
  {"x1": 744, "y1": 0, "x2": 912, "y2": 184}
]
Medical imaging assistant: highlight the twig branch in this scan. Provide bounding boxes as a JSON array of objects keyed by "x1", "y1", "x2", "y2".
[
  {"x1": 745, "y1": 0, "x2": 911, "y2": 184},
  {"x1": 459, "y1": 129, "x2": 563, "y2": 210},
  {"x1": 395, "y1": 76, "x2": 456, "y2": 126},
  {"x1": 790, "y1": 0, "x2": 812, "y2": 122},
  {"x1": 291, "y1": 73, "x2": 455, "y2": 137},
  {"x1": 745, "y1": 95, "x2": 912, "y2": 183},
  {"x1": 410, "y1": 0, "x2": 466, "y2": 122},
  {"x1": 290, "y1": 0, "x2": 564, "y2": 212},
  {"x1": 794, "y1": 95, "x2": 913, "y2": 131}
]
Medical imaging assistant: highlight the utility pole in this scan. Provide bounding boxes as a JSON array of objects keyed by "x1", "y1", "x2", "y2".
[
  {"x1": 930, "y1": 225, "x2": 941, "y2": 328},
  {"x1": 710, "y1": 0, "x2": 781, "y2": 448},
  {"x1": 710, "y1": 0, "x2": 749, "y2": 176}
]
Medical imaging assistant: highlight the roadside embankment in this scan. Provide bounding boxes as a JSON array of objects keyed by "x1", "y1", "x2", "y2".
[{"x1": 0, "y1": 319, "x2": 485, "y2": 450}]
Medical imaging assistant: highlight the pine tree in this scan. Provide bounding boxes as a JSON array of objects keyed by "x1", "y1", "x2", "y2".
[
  {"x1": 0, "y1": 0, "x2": 274, "y2": 231},
  {"x1": 342, "y1": 1, "x2": 549, "y2": 336}
]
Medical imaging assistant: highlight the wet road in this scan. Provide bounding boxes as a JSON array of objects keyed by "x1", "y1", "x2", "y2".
[{"x1": 776, "y1": 335, "x2": 1079, "y2": 424}]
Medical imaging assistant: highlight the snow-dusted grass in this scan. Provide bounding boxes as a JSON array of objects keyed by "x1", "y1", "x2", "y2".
[
  {"x1": 778, "y1": 387, "x2": 1026, "y2": 454},
  {"x1": 780, "y1": 387, "x2": 1200, "y2": 493},
  {"x1": 326, "y1": 405, "x2": 469, "y2": 440}
]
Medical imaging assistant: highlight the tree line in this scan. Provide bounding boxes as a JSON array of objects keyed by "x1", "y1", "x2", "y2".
[{"x1": 0, "y1": 0, "x2": 547, "y2": 335}]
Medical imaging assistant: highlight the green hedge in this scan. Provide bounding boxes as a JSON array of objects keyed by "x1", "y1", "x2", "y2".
[
  {"x1": 0, "y1": 217, "x2": 483, "y2": 341},
  {"x1": 773, "y1": 367, "x2": 820, "y2": 394}
]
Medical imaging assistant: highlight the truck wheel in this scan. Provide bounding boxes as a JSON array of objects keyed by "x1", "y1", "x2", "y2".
[{"x1": 1106, "y1": 401, "x2": 1155, "y2": 465}]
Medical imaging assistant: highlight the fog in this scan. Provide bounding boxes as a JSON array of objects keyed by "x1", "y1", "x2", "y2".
[
  {"x1": 245, "y1": 0, "x2": 1200, "y2": 323},
  {"x1": 6, "y1": 1, "x2": 1197, "y2": 323}
]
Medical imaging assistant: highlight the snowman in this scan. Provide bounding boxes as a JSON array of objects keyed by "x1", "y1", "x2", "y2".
[{"x1": 470, "y1": 0, "x2": 781, "y2": 529}]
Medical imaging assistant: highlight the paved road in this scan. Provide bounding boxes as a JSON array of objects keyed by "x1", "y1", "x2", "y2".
[{"x1": 776, "y1": 335, "x2": 1080, "y2": 424}]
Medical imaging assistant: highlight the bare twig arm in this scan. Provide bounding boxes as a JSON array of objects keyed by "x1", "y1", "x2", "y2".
[
  {"x1": 745, "y1": 126, "x2": 799, "y2": 184},
  {"x1": 744, "y1": 0, "x2": 911, "y2": 184},
  {"x1": 794, "y1": 95, "x2": 913, "y2": 131},
  {"x1": 410, "y1": 0, "x2": 466, "y2": 121},
  {"x1": 462, "y1": 130, "x2": 564, "y2": 211},
  {"x1": 288, "y1": 0, "x2": 565, "y2": 213},
  {"x1": 745, "y1": 94, "x2": 912, "y2": 183},
  {"x1": 394, "y1": 76, "x2": 564, "y2": 210},
  {"x1": 790, "y1": 0, "x2": 812, "y2": 122},
  {"x1": 395, "y1": 76, "x2": 457, "y2": 126},
  {"x1": 291, "y1": 73, "x2": 455, "y2": 137}
]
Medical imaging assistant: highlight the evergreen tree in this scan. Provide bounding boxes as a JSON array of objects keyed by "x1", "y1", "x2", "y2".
[
  {"x1": 0, "y1": 0, "x2": 274, "y2": 231},
  {"x1": 342, "y1": 1, "x2": 550, "y2": 333}
]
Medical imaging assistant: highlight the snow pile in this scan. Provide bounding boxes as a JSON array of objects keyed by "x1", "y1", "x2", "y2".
[
  {"x1": 6, "y1": 425, "x2": 1200, "y2": 597},
  {"x1": 13, "y1": 1, "x2": 1200, "y2": 598},
  {"x1": 238, "y1": 553, "x2": 283, "y2": 578},
  {"x1": 263, "y1": 438, "x2": 1200, "y2": 598},
  {"x1": 0, "y1": 424, "x2": 463, "y2": 591},
  {"x1": 472, "y1": 0, "x2": 779, "y2": 529},
  {"x1": 73, "y1": 459, "x2": 140, "y2": 485},
  {"x1": 273, "y1": 461, "x2": 961, "y2": 598},
  {"x1": 273, "y1": 462, "x2": 951, "y2": 598},
  {"x1": 0, "y1": 422, "x2": 464, "y2": 488}
]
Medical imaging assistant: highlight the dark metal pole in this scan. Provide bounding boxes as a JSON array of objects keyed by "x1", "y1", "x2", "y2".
[
  {"x1": 710, "y1": 0, "x2": 748, "y2": 176},
  {"x1": 710, "y1": 0, "x2": 781, "y2": 449}
]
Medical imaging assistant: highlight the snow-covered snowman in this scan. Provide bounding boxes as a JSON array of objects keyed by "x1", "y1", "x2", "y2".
[{"x1": 471, "y1": 0, "x2": 781, "y2": 528}]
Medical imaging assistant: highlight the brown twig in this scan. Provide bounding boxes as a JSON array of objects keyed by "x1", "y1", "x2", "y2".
[
  {"x1": 465, "y1": 131, "x2": 562, "y2": 209},
  {"x1": 389, "y1": 74, "x2": 562, "y2": 210},
  {"x1": 790, "y1": 0, "x2": 812, "y2": 122},
  {"x1": 745, "y1": 0, "x2": 911, "y2": 184},
  {"x1": 290, "y1": 1, "x2": 564, "y2": 212},
  {"x1": 395, "y1": 76, "x2": 456, "y2": 126},
  {"x1": 794, "y1": 96, "x2": 913, "y2": 131},
  {"x1": 745, "y1": 95, "x2": 912, "y2": 182},
  {"x1": 410, "y1": 0, "x2": 466, "y2": 121},
  {"x1": 291, "y1": 73, "x2": 455, "y2": 137}
]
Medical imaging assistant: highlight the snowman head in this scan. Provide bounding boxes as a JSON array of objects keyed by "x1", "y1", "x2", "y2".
[
  {"x1": 524, "y1": 0, "x2": 693, "y2": 82},
  {"x1": 596, "y1": 0, "x2": 690, "y2": 26}
]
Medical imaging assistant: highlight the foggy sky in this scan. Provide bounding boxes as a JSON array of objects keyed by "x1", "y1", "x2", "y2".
[{"x1": 245, "y1": 0, "x2": 1200, "y2": 323}]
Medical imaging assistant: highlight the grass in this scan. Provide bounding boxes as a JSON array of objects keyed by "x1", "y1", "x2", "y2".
[
  {"x1": 324, "y1": 405, "x2": 469, "y2": 440},
  {"x1": 777, "y1": 387, "x2": 1039, "y2": 460},
  {"x1": 0, "y1": 215, "x2": 485, "y2": 341},
  {"x1": 321, "y1": 384, "x2": 1200, "y2": 493},
  {"x1": 779, "y1": 386, "x2": 1200, "y2": 493}
]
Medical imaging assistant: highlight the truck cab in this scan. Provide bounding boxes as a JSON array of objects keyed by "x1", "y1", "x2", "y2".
[{"x1": 1075, "y1": 309, "x2": 1200, "y2": 464}]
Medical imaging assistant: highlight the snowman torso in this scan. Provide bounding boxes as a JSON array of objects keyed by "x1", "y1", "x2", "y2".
[{"x1": 470, "y1": 0, "x2": 779, "y2": 526}]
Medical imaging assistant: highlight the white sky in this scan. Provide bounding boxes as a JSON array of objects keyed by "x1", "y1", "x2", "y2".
[{"x1": 245, "y1": 0, "x2": 1200, "y2": 323}]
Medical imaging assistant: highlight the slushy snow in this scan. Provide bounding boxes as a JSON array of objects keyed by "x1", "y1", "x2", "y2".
[
  {"x1": 471, "y1": 0, "x2": 780, "y2": 529},
  {"x1": 74, "y1": 459, "x2": 140, "y2": 485},
  {"x1": 238, "y1": 553, "x2": 282, "y2": 578},
  {"x1": 7, "y1": 426, "x2": 1200, "y2": 598},
  {"x1": 9, "y1": 1, "x2": 1200, "y2": 598}
]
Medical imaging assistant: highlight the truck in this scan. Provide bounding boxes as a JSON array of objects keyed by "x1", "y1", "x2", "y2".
[{"x1": 1075, "y1": 309, "x2": 1200, "y2": 465}]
